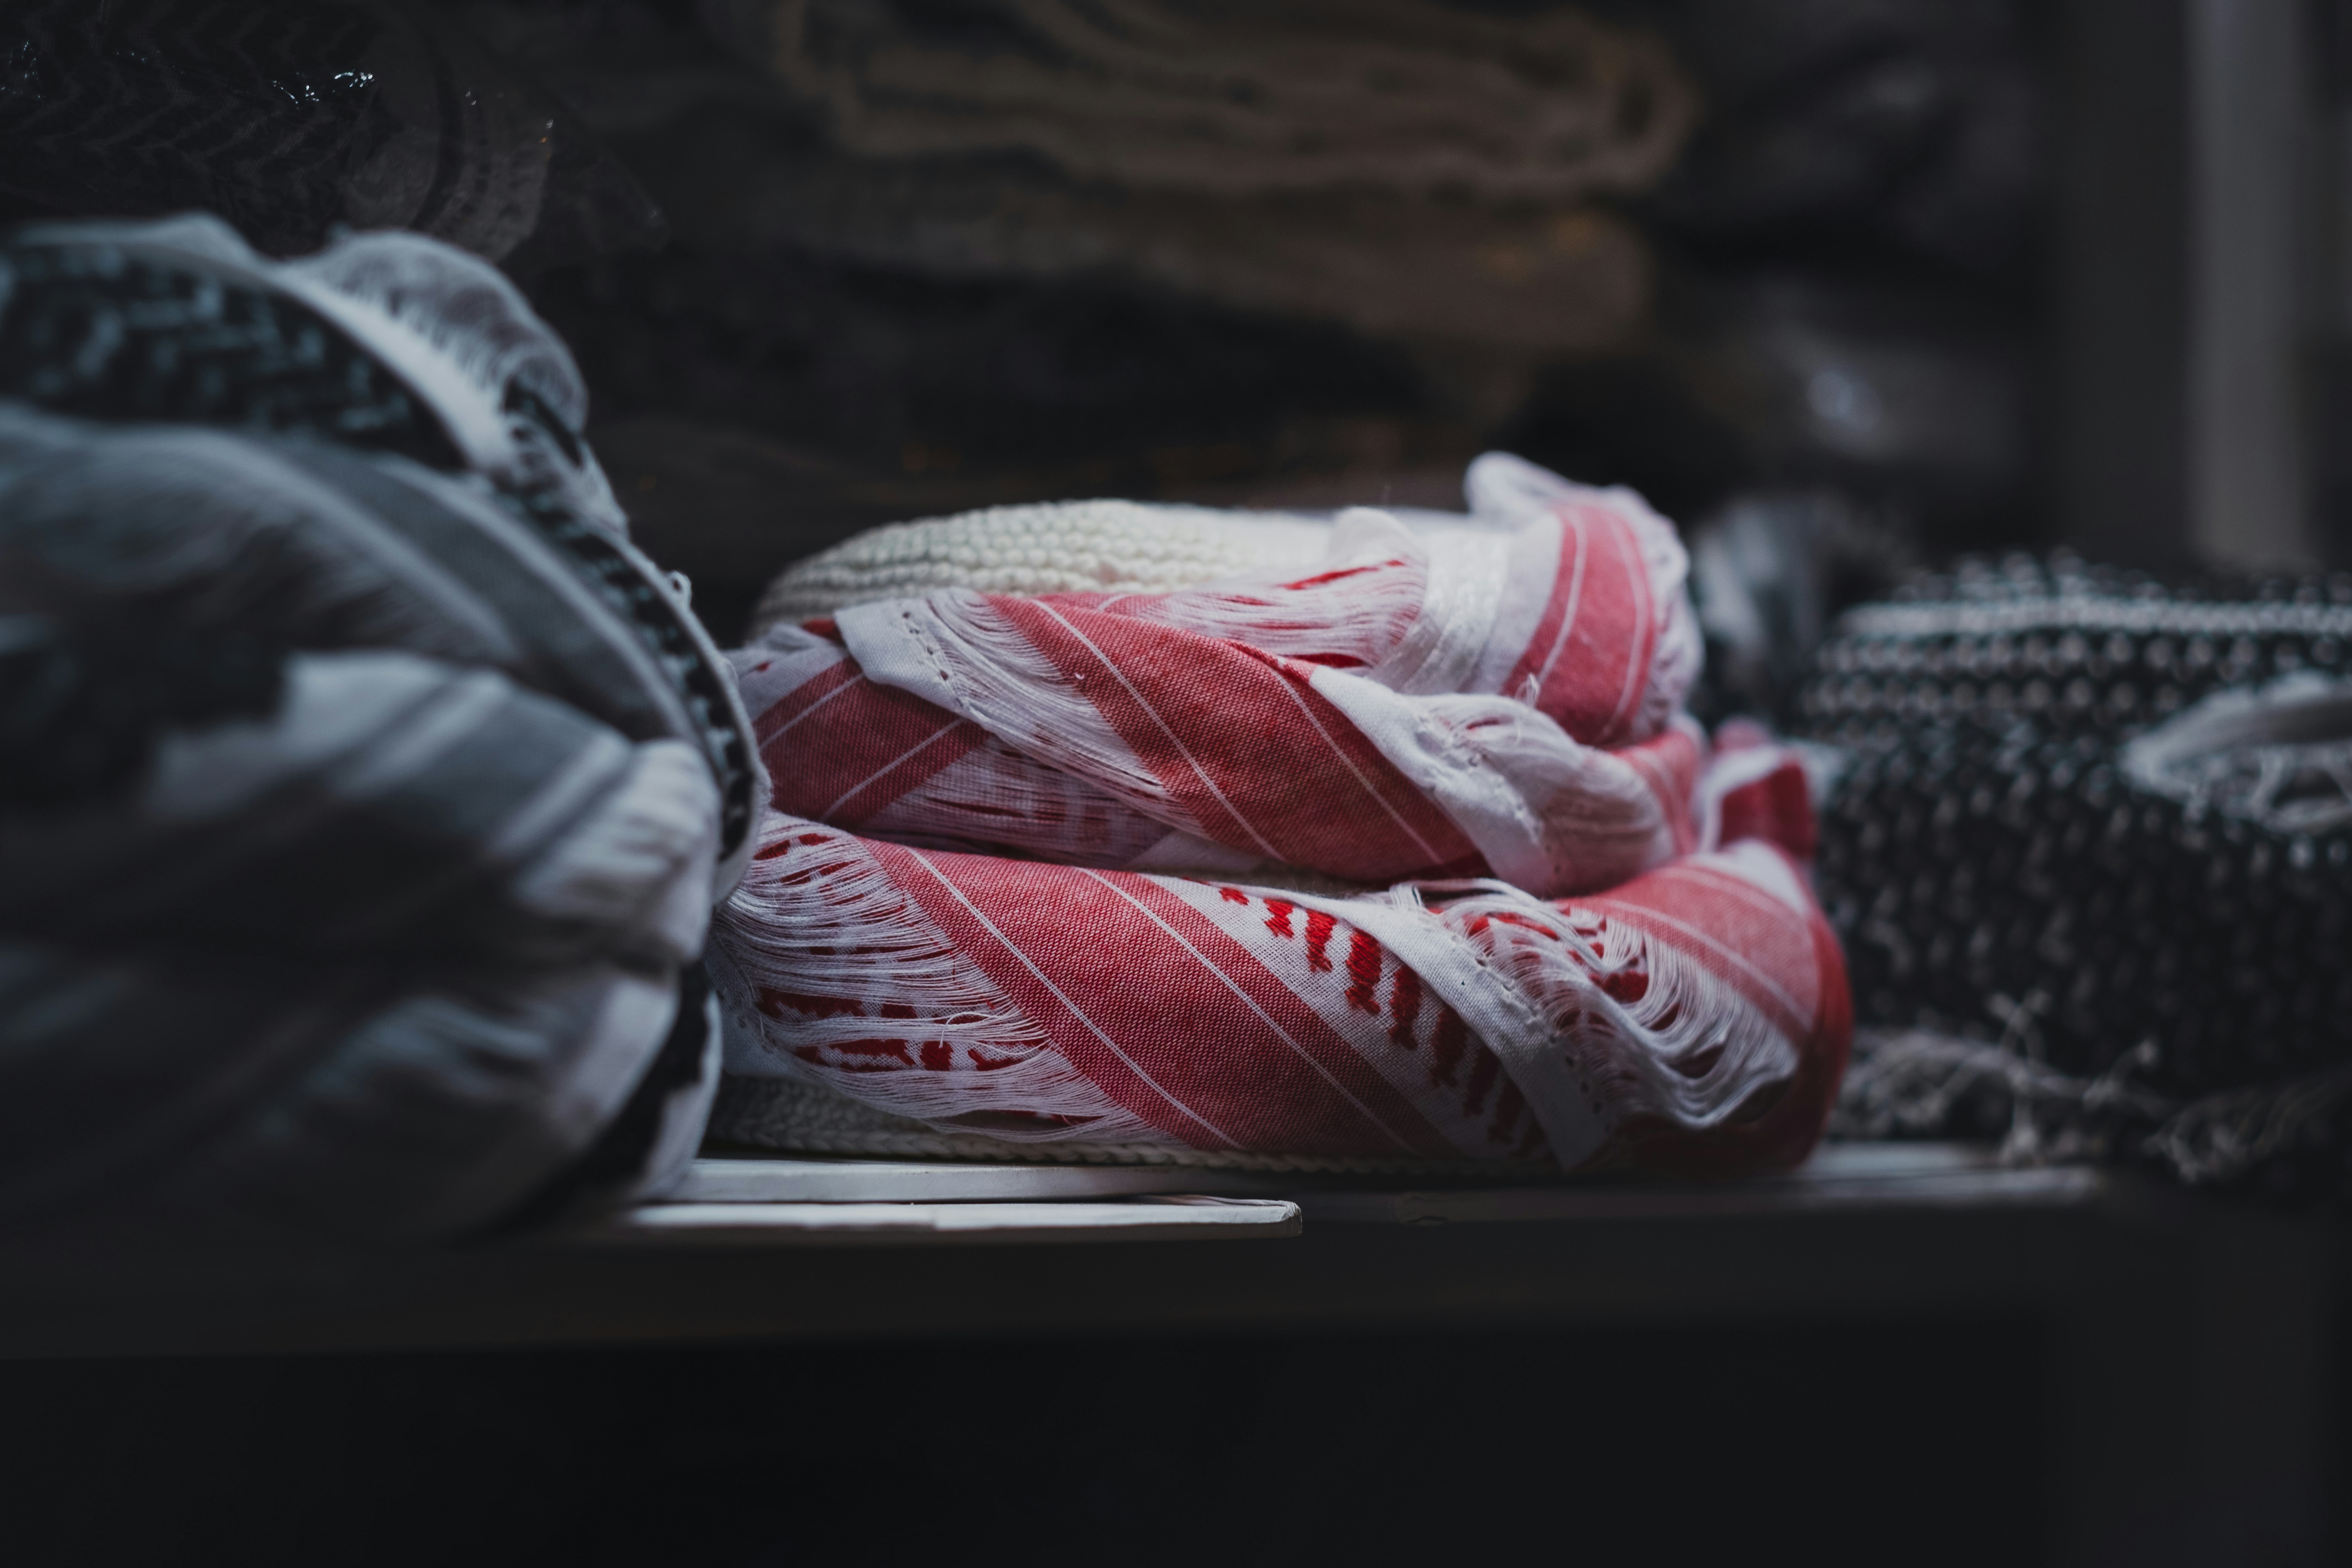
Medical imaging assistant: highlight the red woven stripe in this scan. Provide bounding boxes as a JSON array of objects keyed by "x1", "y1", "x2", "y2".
[
  {"x1": 1503, "y1": 502, "x2": 1658, "y2": 744},
  {"x1": 1717, "y1": 760, "x2": 1818, "y2": 859},
  {"x1": 874, "y1": 840, "x2": 1455, "y2": 1155},
  {"x1": 991, "y1": 597, "x2": 1482, "y2": 882},
  {"x1": 765, "y1": 674, "x2": 982, "y2": 828},
  {"x1": 1616, "y1": 726, "x2": 1702, "y2": 856},
  {"x1": 1107, "y1": 875, "x2": 1457, "y2": 1156},
  {"x1": 752, "y1": 656, "x2": 860, "y2": 746}
]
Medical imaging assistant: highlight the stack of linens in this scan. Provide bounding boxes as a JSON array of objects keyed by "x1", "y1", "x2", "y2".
[{"x1": 710, "y1": 456, "x2": 1850, "y2": 1172}]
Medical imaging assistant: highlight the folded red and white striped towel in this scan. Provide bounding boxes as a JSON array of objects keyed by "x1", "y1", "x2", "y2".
[
  {"x1": 708, "y1": 741, "x2": 1847, "y2": 1170},
  {"x1": 710, "y1": 456, "x2": 1849, "y2": 1172},
  {"x1": 731, "y1": 478, "x2": 1702, "y2": 896}
]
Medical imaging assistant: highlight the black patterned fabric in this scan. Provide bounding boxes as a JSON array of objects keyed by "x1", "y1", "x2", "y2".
[
  {"x1": 1803, "y1": 555, "x2": 2352, "y2": 1199},
  {"x1": 0, "y1": 0, "x2": 663, "y2": 271}
]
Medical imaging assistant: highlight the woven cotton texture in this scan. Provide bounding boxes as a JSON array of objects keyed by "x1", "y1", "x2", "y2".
[
  {"x1": 737, "y1": 461, "x2": 1703, "y2": 894},
  {"x1": 712, "y1": 458, "x2": 1851, "y2": 1172}
]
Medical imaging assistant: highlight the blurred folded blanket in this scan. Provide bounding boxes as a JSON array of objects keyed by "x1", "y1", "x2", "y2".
[{"x1": 704, "y1": 0, "x2": 1693, "y2": 201}]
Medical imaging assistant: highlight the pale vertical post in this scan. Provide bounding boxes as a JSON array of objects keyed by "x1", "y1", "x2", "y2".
[{"x1": 2187, "y1": 0, "x2": 2314, "y2": 567}]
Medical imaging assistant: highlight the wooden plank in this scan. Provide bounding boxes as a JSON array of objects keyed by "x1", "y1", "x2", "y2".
[{"x1": 0, "y1": 1146, "x2": 2194, "y2": 1361}]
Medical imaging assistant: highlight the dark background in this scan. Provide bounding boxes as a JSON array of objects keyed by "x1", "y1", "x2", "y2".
[{"x1": 0, "y1": 1320, "x2": 2047, "y2": 1566}]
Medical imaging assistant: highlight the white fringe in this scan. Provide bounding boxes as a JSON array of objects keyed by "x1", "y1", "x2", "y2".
[
  {"x1": 1372, "y1": 509, "x2": 1513, "y2": 697},
  {"x1": 1272, "y1": 852, "x2": 1806, "y2": 1168},
  {"x1": 1308, "y1": 669, "x2": 1681, "y2": 896},
  {"x1": 838, "y1": 590, "x2": 1193, "y2": 822},
  {"x1": 861, "y1": 733, "x2": 1200, "y2": 868},
  {"x1": 709, "y1": 818, "x2": 1173, "y2": 1143},
  {"x1": 738, "y1": 621, "x2": 1267, "y2": 874},
  {"x1": 1455, "y1": 884, "x2": 1801, "y2": 1130},
  {"x1": 1095, "y1": 507, "x2": 1432, "y2": 670}
]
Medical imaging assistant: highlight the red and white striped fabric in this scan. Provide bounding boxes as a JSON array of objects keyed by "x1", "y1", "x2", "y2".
[
  {"x1": 730, "y1": 481, "x2": 1703, "y2": 897},
  {"x1": 708, "y1": 745, "x2": 1850, "y2": 1171}
]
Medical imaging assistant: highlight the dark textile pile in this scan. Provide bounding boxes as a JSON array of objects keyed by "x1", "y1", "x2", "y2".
[
  {"x1": 1801, "y1": 556, "x2": 2352, "y2": 1202},
  {"x1": 0, "y1": 0, "x2": 665, "y2": 273}
]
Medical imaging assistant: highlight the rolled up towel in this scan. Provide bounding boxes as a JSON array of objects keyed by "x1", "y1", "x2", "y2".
[
  {"x1": 735, "y1": 459, "x2": 1704, "y2": 895},
  {"x1": 709, "y1": 741, "x2": 1847, "y2": 1172}
]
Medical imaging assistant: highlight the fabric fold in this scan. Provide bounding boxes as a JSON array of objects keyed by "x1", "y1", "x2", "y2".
[
  {"x1": 710, "y1": 743, "x2": 1848, "y2": 1170},
  {"x1": 739, "y1": 484, "x2": 1702, "y2": 896}
]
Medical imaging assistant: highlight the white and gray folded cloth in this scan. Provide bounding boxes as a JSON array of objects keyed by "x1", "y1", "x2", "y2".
[{"x1": 0, "y1": 215, "x2": 761, "y2": 1248}]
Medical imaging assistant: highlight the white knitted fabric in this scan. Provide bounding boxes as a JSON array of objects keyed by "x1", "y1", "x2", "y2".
[{"x1": 753, "y1": 500, "x2": 1337, "y2": 629}]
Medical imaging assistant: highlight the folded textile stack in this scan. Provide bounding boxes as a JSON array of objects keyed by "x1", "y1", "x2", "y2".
[
  {"x1": 709, "y1": 0, "x2": 1687, "y2": 201},
  {"x1": 686, "y1": 0, "x2": 1691, "y2": 358},
  {"x1": 710, "y1": 457, "x2": 1851, "y2": 1171},
  {"x1": 1804, "y1": 555, "x2": 2352, "y2": 1200},
  {"x1": 0, "y1": 215, "x2": 758, "y2": 1247}
]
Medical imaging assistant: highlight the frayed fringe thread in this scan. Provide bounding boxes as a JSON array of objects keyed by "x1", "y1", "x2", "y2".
[
  {"x1": 1439, "y1": 882, "x2": 1802, "y2": 1133},
  {"x1": 710, "y1": 820, "x2": 1173, "y2": 1144},
  {"x1": 1093, "y1": 511, "x2": 1433, "y2": 672},
  {"x1": 2148, "y1": 1066, "x2": 2352, "y2": 1191},
  {"x1": 1829, "y1": 1028, "x2": 2172, "y2": 1167},
  {"x1": 842, "y1": 591, "x2": 1181, "y2": 817},
  {"x1": 1828, "y1": 1027, "x2": 2352, "y2": 1200}
]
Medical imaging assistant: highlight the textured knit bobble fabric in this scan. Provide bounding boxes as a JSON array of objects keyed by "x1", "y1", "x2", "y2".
[
  {"x1": 750, "y1": 455, "x2": 1640, "y2": 632},
  {"x1": 0, "y1": 216, "x2": 762, "y2": 1249},
  {"x1": 1803, "y1": 554, "x2": 2352, "y2": 1112},
  {"x1": 752, "y1": 501, "x2": 1338, "y2": 629}
]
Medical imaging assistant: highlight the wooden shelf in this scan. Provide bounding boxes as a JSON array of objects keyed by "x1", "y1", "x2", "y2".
[
  {"x1": 0, "y1": 1139, "x2": 2332, "y2": 1563},
  {"x1": 0, "y1": 1143, "x2": 2201, "y2": 1361}
]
